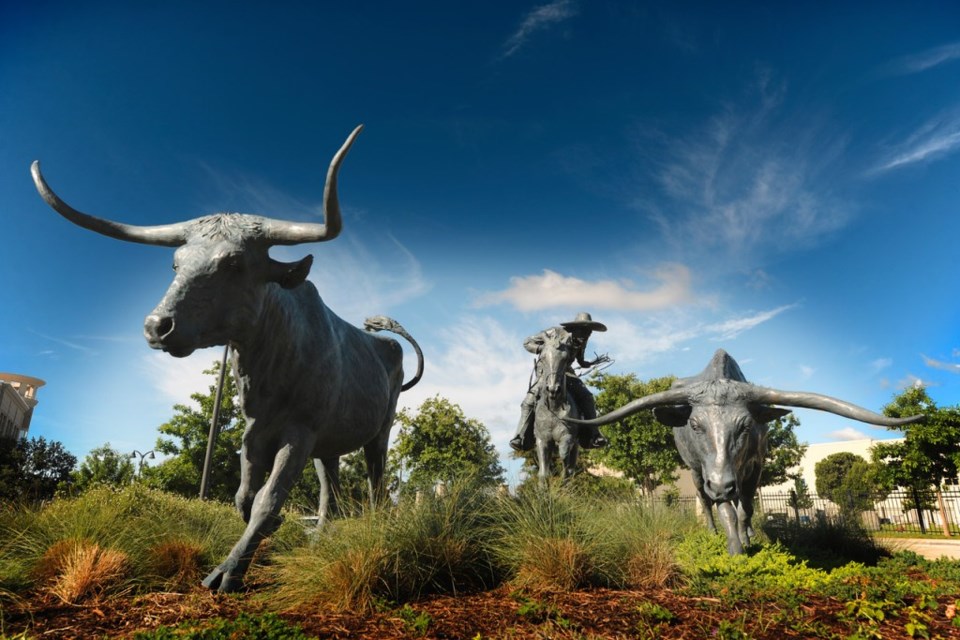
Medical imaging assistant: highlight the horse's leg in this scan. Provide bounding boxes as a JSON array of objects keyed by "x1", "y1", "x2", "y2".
[
  {"x1": 558, "y1": 430, "x2": 579, "y2": 483},
  {"x1": 535, "y1": 434, "x2": 552, "y2": 489}
]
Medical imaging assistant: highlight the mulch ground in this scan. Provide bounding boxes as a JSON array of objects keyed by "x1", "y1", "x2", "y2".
[{"x1": 3, "y1": 586, "x2": 959, "y2": 639}]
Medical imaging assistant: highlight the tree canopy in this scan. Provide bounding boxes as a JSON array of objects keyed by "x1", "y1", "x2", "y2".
[
  {"x1": 391, "y1": 396, "x2": 505, "y2": 492},
  {"x1": 814, "y1": 451, "x2": 885, "y2": 516},
  {"x1": 0, "y1": 436, "x2": 76, "y2": 502},
  {"x1": 587, "y1": 373, "x2": 681, "y2": 495},
  {"x1": 873, "y1": 385, "x2": 960, "y2": 492},
  {"x1": 142, "y1": 359, "x2": 246, "y2": 502},
  {"x1": 72, "y1": 442, "x2": 136, "y2": 492},
  {"x1": 759, "y1": 413, "x2": 807, "y2": 488}
]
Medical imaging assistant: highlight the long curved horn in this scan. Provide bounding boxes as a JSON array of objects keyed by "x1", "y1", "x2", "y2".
[
  {"x1": 263, "y1": 125, "x2": 363, "y2": 245},
  {"x1": 565, "y1": 386, "x2": 694, "y2": 427},
  {"x1": 749, "y1": 387, "x2": 924, "y2": 426},
  {"x1": 31, "y1": 161, "x2": 189, "y2": 246}
]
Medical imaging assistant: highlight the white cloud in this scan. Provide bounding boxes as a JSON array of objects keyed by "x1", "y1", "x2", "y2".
[
  {"x1": 397, "y1": 315, "x2": 532, "y2": 460},
  {"x1": 922, "y1": 354, "x2": 960, "y2": 374},
  {"x1": 870, "y1": 358, "x2": 892, "y2": 372},
  {"x1": 799, "y1": 365, "x2": 815, "y2": 380},
  {"x1": 500, "y1": 0, "x2": 578, "y2": 59},
  {"x1": 474, "y1": 264, "x2": 694, "y2": 312},
  {"x1": 895, "y1": 373, "x2": 937, "y2": 390},
  {"x1": 140, "y1": 348, "x2": 224, "y2": 409},
  {"x1": 828, "y1": 426, "x2": 870, "y2": 441},
  {"x1": 886, "y1": 41, "x2": 960, "y2": 76},
  {"x1": 871, "y1": 111, "x2": 960, "y2": 173}
]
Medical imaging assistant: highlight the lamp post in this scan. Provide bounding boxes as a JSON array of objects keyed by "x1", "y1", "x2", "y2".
[{"x1": 129, "y1": 449, "x2": 155, "y2": 482}]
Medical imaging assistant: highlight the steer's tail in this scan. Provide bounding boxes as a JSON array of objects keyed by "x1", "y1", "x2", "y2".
[{"x1": 363, "y1": 315, "x2": 424, "y2": 391}]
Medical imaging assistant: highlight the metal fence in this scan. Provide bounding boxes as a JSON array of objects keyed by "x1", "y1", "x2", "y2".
[{"x1": 744, "y1": 488, "x2": 960, "y2": 536}]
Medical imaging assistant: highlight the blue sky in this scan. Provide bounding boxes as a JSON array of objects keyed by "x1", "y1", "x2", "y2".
[{"x1": 2, "y1": 1, "x2": 959, "y2": 482}]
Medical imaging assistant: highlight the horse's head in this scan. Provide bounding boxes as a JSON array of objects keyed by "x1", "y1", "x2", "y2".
[{"x1": 537, "y1": 331, "x2": 575, "y2": 411}]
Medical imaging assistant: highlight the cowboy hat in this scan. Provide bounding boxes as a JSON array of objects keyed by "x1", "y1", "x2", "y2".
[{"x1": 560, "y1": 312, "x2": 607, "y2": 332}]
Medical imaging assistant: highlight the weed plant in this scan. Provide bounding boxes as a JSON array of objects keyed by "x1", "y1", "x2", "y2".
[{"x1": 261, "y1": 478, "x2": 500, "y2": 612}]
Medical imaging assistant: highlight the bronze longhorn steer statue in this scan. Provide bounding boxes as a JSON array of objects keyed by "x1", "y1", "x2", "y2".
[
  {"x1": 568, "y1": 349, "x2": 922, "y2": 554},
  {"x1": 32, "y1": 126, "x2": 424, "y2": 591}
]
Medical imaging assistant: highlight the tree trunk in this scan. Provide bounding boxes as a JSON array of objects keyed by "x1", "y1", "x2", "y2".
[{"x1": 936, "y1": 487, "x2": 952, "y2": 537}]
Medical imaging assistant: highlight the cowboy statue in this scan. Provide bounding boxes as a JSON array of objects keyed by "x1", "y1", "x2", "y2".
[{"x1": 509, "y1": 312, "x2": 611, "y2": 452}]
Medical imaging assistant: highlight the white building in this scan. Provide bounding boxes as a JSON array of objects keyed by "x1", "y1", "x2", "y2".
[{"x1": 0, "y1": 373, "x2": 45, "y2": 440}]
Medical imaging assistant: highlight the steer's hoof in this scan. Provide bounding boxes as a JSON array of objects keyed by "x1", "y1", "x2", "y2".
[{"x1": 202, "y1": 565, "x2": 242, "y2": 593}]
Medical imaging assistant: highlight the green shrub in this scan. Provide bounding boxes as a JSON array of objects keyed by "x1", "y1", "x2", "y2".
[
  {"x1": 761, "y1": 516, "x2": 889, "y2": 569},
  {"x1": 132, "y1": 612, "x2": 313, "y2": 639}
]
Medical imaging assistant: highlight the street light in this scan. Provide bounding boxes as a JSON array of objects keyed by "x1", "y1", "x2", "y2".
[{"x1": 129, "y1": 449, "x2": 155, "y2": 482}]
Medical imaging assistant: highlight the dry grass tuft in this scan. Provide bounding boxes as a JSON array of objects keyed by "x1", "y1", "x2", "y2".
[
  {"x1": 148, "y1": 540, "x2": 204, "y2": 591},
  {"x1": 321, "y1": 545, "x2": 389, "y2": 611},
  {"x1": 515, "y1": 537, "x2": 590, "y2": 592},
  {"x1": 37, "y1": 539, "x2": 129, "y2": 603},
  {"x1": 624, "y1": 541, "x2": 680, "y2": 588}
]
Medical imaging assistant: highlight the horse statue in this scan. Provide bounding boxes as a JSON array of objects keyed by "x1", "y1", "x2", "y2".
[{"x1": 531, "y1": 331, "x2": 584, "y2": 485}]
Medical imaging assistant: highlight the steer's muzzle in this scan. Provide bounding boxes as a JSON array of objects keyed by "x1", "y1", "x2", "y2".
[
  {"x1": 704, "y1": 474, "x2": 738, "y2": 502},
  {"x1": 144, "y1": 313, "x2": 194, "y2": 357}
]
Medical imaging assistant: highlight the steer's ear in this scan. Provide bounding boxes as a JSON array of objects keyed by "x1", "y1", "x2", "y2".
[
  {"x1": 751, "y1": 405, "x2": 791, "y2": 424},
  {"x1": 268, "y1": 255, "x2": 313, "y2": 289},
  {"x1": 653, "y1": 405, "x2": 692, "y2": 427}
]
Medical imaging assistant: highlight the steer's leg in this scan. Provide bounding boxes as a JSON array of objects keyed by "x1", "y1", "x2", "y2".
[
  {"x1": 691, "y1": 470, "x2": 718, "y2": 534},
  {"x1": 204, "y1": 434, "x2": 313, "y2": 593},
  {"x1": 315, "y1": 456, "x2": 341, "y2": 528},
  {"x1": 235, "y1": 427, "x2": 271, "y2": 523},
  {"x1": 716, "y1": 501, "x2": 743, "y2": 555},
  {"x1": 364, "y1": 430, "x2": 391, "y2": 508}
]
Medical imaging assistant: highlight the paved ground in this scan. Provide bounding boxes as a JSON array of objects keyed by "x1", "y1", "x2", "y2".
[{"x1": 881, "y1": 537, "x2": 960, "y2": 560}]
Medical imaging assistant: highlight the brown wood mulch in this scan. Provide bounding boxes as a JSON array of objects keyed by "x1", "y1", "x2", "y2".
[{"x1": 2, "y1": 586, "x2": 959, "y2": 639}]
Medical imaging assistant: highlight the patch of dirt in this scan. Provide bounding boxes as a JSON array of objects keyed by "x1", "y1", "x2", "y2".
[{"x1": 3, "y1": 586, "x2": 959, "y2": 639}]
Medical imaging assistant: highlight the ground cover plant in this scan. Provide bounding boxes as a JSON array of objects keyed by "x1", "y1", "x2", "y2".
[{"x1": 2, "y1": 483, "x2": 960, "y2": 638}]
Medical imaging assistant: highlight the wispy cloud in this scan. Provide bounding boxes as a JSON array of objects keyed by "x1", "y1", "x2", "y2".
[
  {"x1": 499, "y1": 0, "x2": 578, "y2": 59},
  {"x1": 590, "y1": 304, "x2": 796, "y2": 363},
  {"x1": 885, "y1": 41, "x2": 960, "y2": 76},
  {"x1": 829, "y1": 426, "x2": 870, "y2": 441},
  {"x1": 799, "y1": 365, "x2": 815, "y2": 380},
  {"x1": 28, "y1": 330, "x2": 99, "y2": 356},
  {"x1": 705, "y1": 304, "x2": 797, "y2": 341},
  {"x1": 895, "y1": 373, "x2": 937, "y2": 390},
  {"x1": 474, "y1": 264, "x2": 693, "y2": 312},
  {"x1": 633, "y1": 73, "x2": 853, "y2": 269},
  {"x1": 871, "y1": 111, "x2": 960, "y2": 173},
  {"x1": 870, "y1": 358, "x2": 892, "y2": 372},
  {"x1": 922, "y1": 354, "x2": 960, "y2": 374}
]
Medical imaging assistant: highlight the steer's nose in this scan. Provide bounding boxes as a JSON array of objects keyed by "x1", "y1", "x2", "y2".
[
  {"x1": 144, "y1": 314, "x2": 175, "y2": 343},
  {"x1": 705, "y1": 477, "x2": 737, "y2": 501}
]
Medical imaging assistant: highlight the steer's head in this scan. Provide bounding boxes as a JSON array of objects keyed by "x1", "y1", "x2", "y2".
[
  {"x1": 32, "y1": 126, "x2": 361, "y2": 357},
  {"x1": 652, "y1": 381, "x2": 790, "y2": 501}
]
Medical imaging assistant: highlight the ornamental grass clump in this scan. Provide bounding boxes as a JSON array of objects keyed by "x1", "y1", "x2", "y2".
[
  {"x1": 36, "y1": 538, "x2": 130, "y2": 604},
  {"x1": 489, "y1": 484, "x2": 603, "y2": 591},
  {"x1": 0, "y1": 485, "x2": 244, "y2": 595},
  {"x1": 263, "y1": 478, "x2": 500, "y2": 612}
]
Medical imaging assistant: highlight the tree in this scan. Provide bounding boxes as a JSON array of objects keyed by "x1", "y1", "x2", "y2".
[
  {"x1": 587, "y1": 373, "x2": 681, "y2": 495},
  {"x1": 873, "y1": 385, "x2": 960, "y2": 535},
  {"x1": 72, "y1": 442, "x2": 136, "y2": 492},
  {"x1": 814, "y1": 452, "x2": 884, "y2": 519},
  {"x1": 759, "y1": 413, "x2": 808, "y2": 488},
  {"x1": 786, "y1": 474, "x2": 814, "y2": 522},
  {"x1": 390, "y1": 396, "x2": 505, "y2": 493},
  {"x1": 0, "y1": 436, "x2": 76, "y2": 502},
  {"x1": 142, "y1": 359, "x2": 246, "y2": 502}
]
